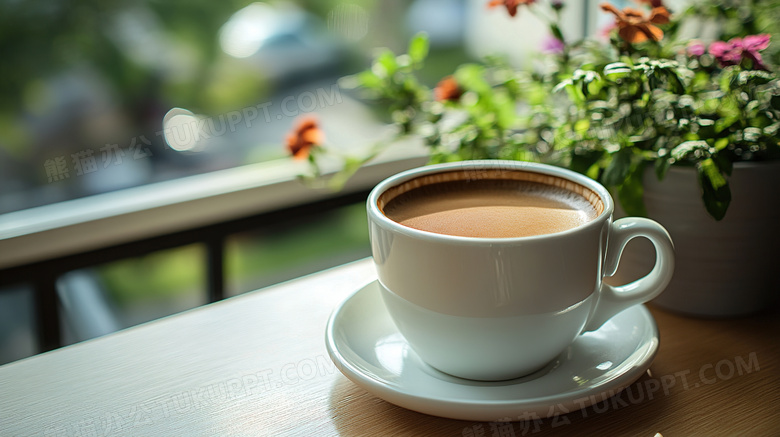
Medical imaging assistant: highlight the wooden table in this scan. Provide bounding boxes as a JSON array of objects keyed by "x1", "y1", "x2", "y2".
[{"x1": 1, "y1": 259, "x2": 778, "y2": 436}]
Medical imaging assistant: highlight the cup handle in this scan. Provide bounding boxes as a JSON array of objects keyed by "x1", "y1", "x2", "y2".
[{"x1": 583, "y1": 217, "x2": 675, "y2": 332}]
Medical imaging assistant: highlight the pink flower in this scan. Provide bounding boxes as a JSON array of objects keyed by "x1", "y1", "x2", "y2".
[
  {"x1": 541, "y1": 36, "x2": 565, "y2": 54},
  {"x1": 686, "y1": 41, "x2": 706, "y2": 57},
  {"x1": 709, "y1": 40, "x2": 742, "y2": 64},
  {"x1": 741, "y1": 34, "x2": 771, "y2": 70},
  {"x1": 742, "y1": 34, "x2": 771, "y2": 52},
  {"x1": 709, "y1": 34, "x2": 771, "y2": 70}
]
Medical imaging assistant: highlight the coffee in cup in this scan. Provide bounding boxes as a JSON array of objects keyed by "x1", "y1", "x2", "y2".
[{"x1": 380, "y1": 169, "x2": 600, "y2": 238}]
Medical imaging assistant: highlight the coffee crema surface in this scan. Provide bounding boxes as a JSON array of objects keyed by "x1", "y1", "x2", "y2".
[{"x1": 382, "y1": 178, "x2": 598, "y2": 238}]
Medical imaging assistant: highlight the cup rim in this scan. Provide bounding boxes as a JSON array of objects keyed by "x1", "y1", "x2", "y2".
[{"x1": 367, "y1": 160, "x2": 614, "y2": 244}]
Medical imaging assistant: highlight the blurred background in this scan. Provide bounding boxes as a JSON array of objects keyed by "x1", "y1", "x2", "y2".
[{"x1": 0, "y1": 0, "x2": 680, "y2": 364}]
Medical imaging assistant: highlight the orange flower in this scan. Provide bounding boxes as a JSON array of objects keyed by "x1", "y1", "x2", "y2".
[
  {"x1": 600, "y1": 3, "x2": 670, "y2": 43},
  {"x1": 286, "y1": 116, "x2": 324, "y2": 160},
  {"x1": 636, "y1": 0, "x2": 664, "y2": 7},
  {"x1": 487, "y1": 0, "x2": 536, "y2": 18},
  {"x1": 434, "y1": 76, "x2": 462, "y2": 102}
]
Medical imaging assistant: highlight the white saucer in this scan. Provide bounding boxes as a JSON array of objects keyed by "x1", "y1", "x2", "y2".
[{"x1": 325, "y1": 280, "x2": 659, "y2": 422}]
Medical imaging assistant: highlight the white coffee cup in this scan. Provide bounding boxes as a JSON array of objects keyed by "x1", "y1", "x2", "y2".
[{"x1": 367, "y1": 160, "x2": 674, "y2": 381}]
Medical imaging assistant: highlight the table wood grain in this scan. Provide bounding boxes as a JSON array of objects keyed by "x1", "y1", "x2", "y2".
[{"x1": 1, "y1": 259, "x2": 778, "y2": 436}]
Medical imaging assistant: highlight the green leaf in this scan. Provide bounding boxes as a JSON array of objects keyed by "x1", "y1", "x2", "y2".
[
  {"x1": 527, "y1": 83, "x2": 550, "y2": 105},
  {"x1": 356, "y1": 70, "x2": 383, "y2": 89},
  {"x1": 771, "y1": 94, "x2": 780, "y2": 111},
  {"x1": 715, "y1": 115, "x2": 739, "y2": 134},
  {"x1": 664, "y1": 69, "x2": 685, "y2": 94},
  {"x1": 586, "y1": 78, "x2": 603, "y2": 96},
  {"x1": 713, "y1": 153, "x2": 734, "y2": 177},
  {"x1": 743, "y1": 127, "x2": 762, "y2": 142},
  {"x1": 702, "y1": 98, "x2": 720, "y2": 114},
  {"x1": 569, "y1": 149, "x2": 604, "y2": 175},
  {"x1": 602, "y1": 148, "x2": 633, "y2": 187},
  {"x1": 713, "y1": 137, "x2": 729, "y2": 151},
  {"x1": 566, "y1": 83, "x2": 585, "y2": 104},
  {"x1": 454, "y1": 64, "x2": 491, "y2": 95},
  {"x1": 697, "y1": 158, "x2": 731, "y2": 220},
  {"x1": 719, "y1": 68, "x2": 736, "y2": 92},
  {"x1": 738, "y1": 70, "x2": 773, "y2": 86},
  {"x1": 552, "y1": 79, "x2": 572, "y2": 93},
  {"x1": 647, "y1": 71, "x2": 661, "y2": 90},
  {"x1": 586, "y1": 163, "x2": 600, "y2": 181},
  {"x1": 373, "y1": 50, "x2": 398, "y2": 78},
  {"x1": 573, "y1": 118, "x2": 590, "y2": 134},
  {"x1": 670, "y1": 140, "x2": 710, "y2": 161},
  {"x1": 654, "y1": 157, "x2": 672, "y2": 181},
  {"x1": 692, "y1": 71, "x2": 710, "y2": 89},
  {"x1": 618, "y1": 163, "x2": 647, "y2": 217},
  {"x1": 764, "y1": 122, "x2": 780, "y2": 137},
  {"x1": 699, "y1": 157, "x2": 727, "y2": 189},
  {"x1": 408, "y1": 32, "x2": 429, "y2": 65},
  {"x1": 577, "y1": 71, "x2": 602, "y2": 98},
  {"x1": 328, "y1": 155, "x2": 374, "y2": 191},
  {"x1": 603, "y1": 62, "x2": 632, "y2": 81},
  {"x1": 494, "y1": 91, "x2": 517, "y2": 129},
  {"x1": 550, "y1": 24, "x2": 564, "y2": 42}
]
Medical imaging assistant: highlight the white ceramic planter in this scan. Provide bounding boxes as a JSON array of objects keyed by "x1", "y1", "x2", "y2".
[{"x1": 611, "y1": 161, "x2": 780, "y2": 317}]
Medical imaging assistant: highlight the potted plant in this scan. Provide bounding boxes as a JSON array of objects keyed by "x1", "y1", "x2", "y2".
[
  {"x1": 551, "y1": 2, "x2": 780, "y2": 317},
  {"x1": 289, "y1": 0, "x2": 780, "y2": 316}
]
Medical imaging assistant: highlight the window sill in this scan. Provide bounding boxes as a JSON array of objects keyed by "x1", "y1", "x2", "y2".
[{"x1": 0, "y1": 142, "x2": 427, "y2": 270}]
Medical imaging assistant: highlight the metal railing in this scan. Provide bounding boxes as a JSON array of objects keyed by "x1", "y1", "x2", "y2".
[{"x1": 0, "y1": 189, "x2": 370, "y2": 353}]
